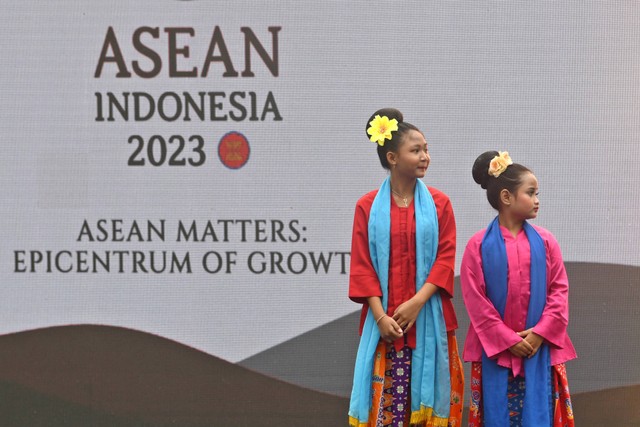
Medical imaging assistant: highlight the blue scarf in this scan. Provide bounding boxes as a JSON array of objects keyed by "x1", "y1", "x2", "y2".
[
  {"x1": 480, "y1": 217, "x2": 551, "y2": 427},
  {"x1": 349, "y1": 177, "x2": 450, "y2": 425}
]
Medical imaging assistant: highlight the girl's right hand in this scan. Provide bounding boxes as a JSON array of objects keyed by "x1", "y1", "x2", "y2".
[
  {"x1": 508, "y1": 339, "x2": 534, "y2": 358},
  {"x1": 377, "y1": 316, "x2": 403, "y2": 342}
]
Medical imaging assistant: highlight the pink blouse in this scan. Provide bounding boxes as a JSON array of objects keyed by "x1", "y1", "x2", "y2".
[{"x1": 460, "y1": 224, "x2": 576, "y2": 377}]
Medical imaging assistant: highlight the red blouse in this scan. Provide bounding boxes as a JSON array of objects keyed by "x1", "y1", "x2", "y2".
[{"x1": 348, "y1": 186, "x2": 458, "y2": 351}]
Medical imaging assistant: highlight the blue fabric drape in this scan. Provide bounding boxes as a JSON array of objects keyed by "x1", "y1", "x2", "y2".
[{"x1": 480, "y1": 217, "x2": 550, "y2": 427}]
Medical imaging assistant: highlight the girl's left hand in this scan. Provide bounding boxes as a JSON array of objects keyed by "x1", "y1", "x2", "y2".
[
  {"x1": 517, "y1": 328, "x2": 544, "y2": 358},
  {"x1": 392, "y1": 297, "x2": 423, "y2": 332}
]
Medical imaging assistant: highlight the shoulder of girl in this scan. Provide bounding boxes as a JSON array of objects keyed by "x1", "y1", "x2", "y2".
[
  {"x1": 467, "y1": 229, "x2": 487, "y2": 246},
  {"x1": 427, "y1": 186, "x2": 451, "y2": 204},
  {"x1": 357, "y1": 189, "x2": 377, "y2": 203},
  {"x1": 532, "y1": 224, "x2": 552, "y2": 236},
  {"x1": 355, "y1": 190, "x2": 378, "y2": 212},
  {"x1": 532, "y1": 224, "x2": 560, "y2": 245}
]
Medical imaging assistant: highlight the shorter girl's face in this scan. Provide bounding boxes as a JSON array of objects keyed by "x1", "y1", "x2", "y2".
[
  {"x1": 392, "y1": 130, "x2": 430, "y2": 179},
  {"x1": 510, "y1": 172, "x2": 540, "y2": 220}
]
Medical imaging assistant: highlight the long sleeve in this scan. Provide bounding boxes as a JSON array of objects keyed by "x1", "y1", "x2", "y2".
[
  {"x1": 348, "y1": 192, "x2": 381, "y2": 304},
  {"x1": 460, "y1": 233, "x2": 521, "y2": 359},
  {"x1": 532, "y1": 230, "x2": 570, "y2": 348},
  {"x1": 426, "y1": 189, "x2": 456, "y2": 297}
]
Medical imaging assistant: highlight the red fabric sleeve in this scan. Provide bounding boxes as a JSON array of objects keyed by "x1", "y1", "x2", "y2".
[
  {"x1": 427, "y1": 188, "x2": 459, "y2": 331},
  {"x1": 426, "y1": 188, "x2": 456, "y2": 297},
  {"x1": 348, "y1": 191, "x2": 382, "y2": 304}
]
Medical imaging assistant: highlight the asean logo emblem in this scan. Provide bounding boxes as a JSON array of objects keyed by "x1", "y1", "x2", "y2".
[{"x1": 218, "y1": 131, "x2": 250, "y2": 169}]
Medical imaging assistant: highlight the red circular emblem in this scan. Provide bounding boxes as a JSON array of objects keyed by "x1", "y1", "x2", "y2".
[{"x1": 218, "y1": 131, "x2": 250, "y2": 169}]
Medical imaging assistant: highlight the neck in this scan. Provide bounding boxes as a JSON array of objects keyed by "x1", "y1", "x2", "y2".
[
  {"x1": 389, "y1": 174, "x2": 416, "y2": 196},
  {"x1": 498, "y1": 212, "x2": 524, "y2": 238}
]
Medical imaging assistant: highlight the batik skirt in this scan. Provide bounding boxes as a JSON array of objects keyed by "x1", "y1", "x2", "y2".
[
  {"x1": 468, "y1": 362, "x2": 574, "y2": 427},
  {"x1": 365, "y1": 331, "x2": 464, "y2": 427}
]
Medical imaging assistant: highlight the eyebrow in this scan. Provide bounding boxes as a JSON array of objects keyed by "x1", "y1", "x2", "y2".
[{"x1": 408, "y1": 141, "x2": 427, "y2": 148}]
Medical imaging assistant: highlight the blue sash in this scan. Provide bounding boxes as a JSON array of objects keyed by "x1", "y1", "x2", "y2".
[
  {"x1": 348, "y1": 177, "x2": 450, "y2": 425},
  {"x1": 480, "y1": 217, "x2": 551, "y2": 426}
]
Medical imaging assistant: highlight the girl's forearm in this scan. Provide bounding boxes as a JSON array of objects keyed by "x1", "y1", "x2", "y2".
[
  {"x1": 366, "y1": 296, "x2": 386, "y2": 321},
  {"x1": 415, "y1": 282, "x2": 439, "y2": 305}
]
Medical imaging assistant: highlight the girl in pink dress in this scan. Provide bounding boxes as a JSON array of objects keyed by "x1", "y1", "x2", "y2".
[{"x1": 460, "y1": 151, "x2": 576, "y2": 427}]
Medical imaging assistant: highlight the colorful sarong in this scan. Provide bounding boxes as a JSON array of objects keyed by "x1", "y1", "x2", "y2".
[
  {"x1": 468, "y1": 362, "x2": 574, "y2": 427},
  {"x1": 366, "y1": 332, "x2": 464, "y2": 427}
]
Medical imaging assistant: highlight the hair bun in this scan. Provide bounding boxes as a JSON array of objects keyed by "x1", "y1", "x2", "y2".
[
  {"x1": 472, "y1": 151, "x2": 499, "y2": 189},
  {"x1": 365, "y1": 108, "x2": 404, "y2": 139}
]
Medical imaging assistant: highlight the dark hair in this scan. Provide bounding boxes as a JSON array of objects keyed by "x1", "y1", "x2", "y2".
[
  {"x1": 365, "y1": 108, "x2": 420, "y2": 170},
  {"x1": 472, "y1": 151, "x2": 532, "y2": 210}
]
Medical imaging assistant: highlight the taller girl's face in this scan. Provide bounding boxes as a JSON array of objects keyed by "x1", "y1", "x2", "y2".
[
  {"x1": 390, "y1": 130, "x2": 430, "y2": 179},
  {"x1": 510, "y1": 172, "x2": 540, "y2": 220}
]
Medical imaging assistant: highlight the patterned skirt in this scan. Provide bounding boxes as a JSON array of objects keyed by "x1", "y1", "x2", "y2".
[
  {"x1": 365, "y1": 331, "x2": 464, "y2": 427},
  {"x1": 468, "y1": 362, "x2": 574, "y2": 427}
]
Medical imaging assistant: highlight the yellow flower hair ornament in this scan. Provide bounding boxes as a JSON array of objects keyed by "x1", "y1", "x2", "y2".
[
  {"x1": 488, "y1": 151, "x2": 513, "y2": 178},
  {"x1": 367, "y1": 115, "x2": 398, "y2": 146}
]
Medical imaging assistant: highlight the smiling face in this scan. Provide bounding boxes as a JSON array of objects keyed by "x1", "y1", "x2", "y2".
[
  {"x1": 507, "y1": 172, "x2": 540, "y2": 220},
  {"x1": 386, "y1": 129, "x2": 430, "y2": 179}
]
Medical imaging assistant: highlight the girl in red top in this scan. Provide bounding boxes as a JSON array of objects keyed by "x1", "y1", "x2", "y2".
[{"x1": 348, "y1": 108, "x2": 463, "y2": 427}]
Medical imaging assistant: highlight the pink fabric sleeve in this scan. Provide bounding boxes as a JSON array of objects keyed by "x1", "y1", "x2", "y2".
[
  {"x1": 531, "y1": 232, "x2": 570, "y2": 348},
  {"x1": 460, "y1": 235, "x2": 521, "y2": 358}
]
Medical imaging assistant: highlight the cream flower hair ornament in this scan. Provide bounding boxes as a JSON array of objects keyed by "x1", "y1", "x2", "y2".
[
  {"x1": 488, "y1": 151, "x2": 513, "y2": 178},
  {"x1": 367, "y1": 115, "x2": 398, "y2": 146}
]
